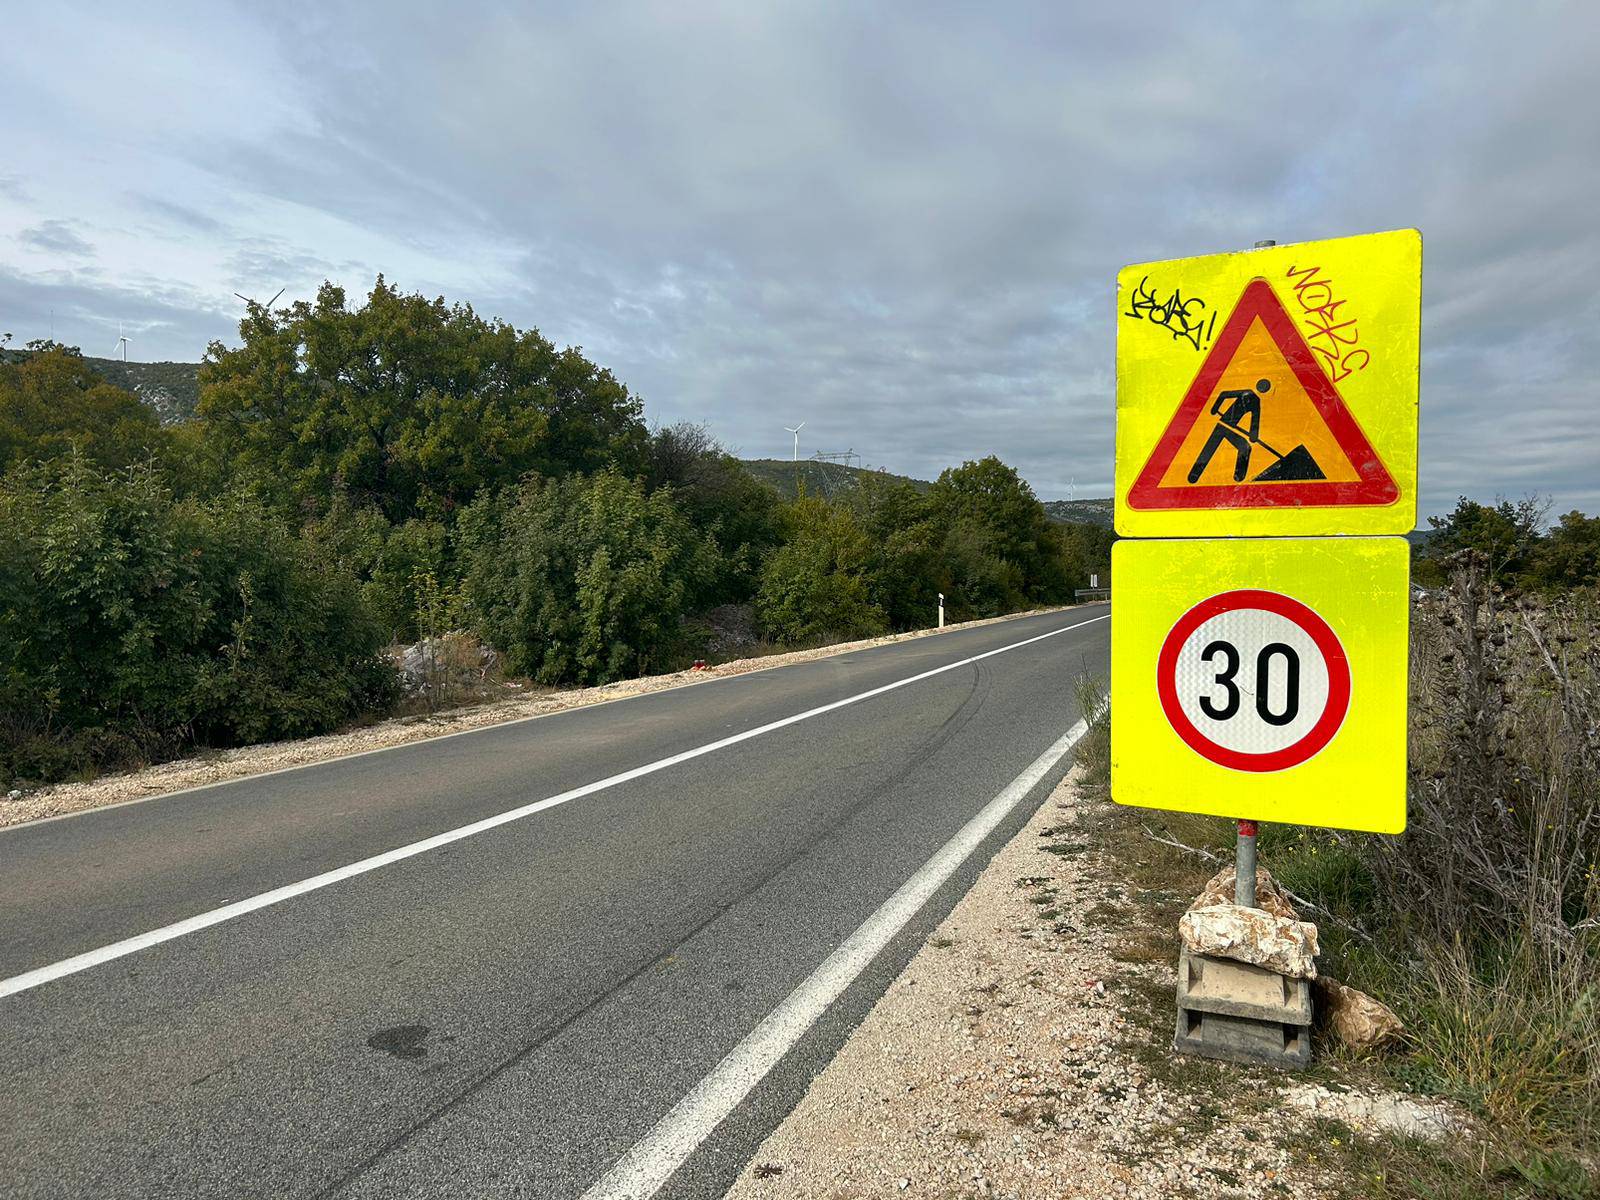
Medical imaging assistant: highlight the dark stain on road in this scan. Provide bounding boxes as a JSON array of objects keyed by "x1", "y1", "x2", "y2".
[{"x1": 368, "y1": 1024, "x2": 431, "y2": 1060}]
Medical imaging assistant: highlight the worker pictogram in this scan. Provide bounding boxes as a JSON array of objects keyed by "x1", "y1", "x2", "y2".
[
  {"x1": 1155, "y1": 589, "x2": 1351, "y2": 773},
  {"x1": 1126, "y1": 279, "x2": 1397, "y2": 511}
]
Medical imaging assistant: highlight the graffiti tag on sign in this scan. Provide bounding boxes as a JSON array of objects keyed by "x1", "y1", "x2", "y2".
[
  {"x1": 1285, "y1": 264, "x2": 1370, "y2": 383},
  {"x1": 1124, "y1": 276, "x2": 1217, "y2": 351}
]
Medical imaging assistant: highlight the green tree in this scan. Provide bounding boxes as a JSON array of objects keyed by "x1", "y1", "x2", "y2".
[
  {"x1": 1420, "y1": 496, "x2": 1546, "y2": 585},
  {"x1": 1527, "y1": 510, "x2": 1600, "y2": 591},
  {"x1": 0, "y1": 342, "x2": 164, "y2": 473},
  {"x1": 927, "y1": 456, "x2": 1073, "y2": 614},
  {"x1": 843, "y1": 475, "x2": 943, "y2": 629},
  {"x1": 755, "y1": 496, "x2": 887, "y2": 644},
  {"x1": 647, "y1": 422, "x2": 782, "y2": 601},
  {"x1": 197, "y1": 278, "x2": 647, "y2": 523},
  {"x1": 459, "y1": 469, "x2": 721, "y2": 684},
  {"x1": 0, "y1": 458, "x2": 395, "y2": 783}
]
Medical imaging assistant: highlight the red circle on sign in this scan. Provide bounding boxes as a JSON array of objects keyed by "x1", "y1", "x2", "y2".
[{"x1": 1156, "y1": 589, "x2": 1351, "y2": 773}]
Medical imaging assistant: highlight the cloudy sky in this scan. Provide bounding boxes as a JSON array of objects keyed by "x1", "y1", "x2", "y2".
[{"x1": 2, "y1": 2, "x2": 1597, "y2": 519}]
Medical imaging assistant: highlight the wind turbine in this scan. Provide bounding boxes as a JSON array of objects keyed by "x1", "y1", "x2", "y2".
[
  {"x1": 113, "y1": 323, "x2": 131, "y2": 362},
  {"x1": 233, "y1": 287, "x2": 286, "y2": 310},
  {"x1": 784, "y1": 421, "x2": 806, "y2": 462}
]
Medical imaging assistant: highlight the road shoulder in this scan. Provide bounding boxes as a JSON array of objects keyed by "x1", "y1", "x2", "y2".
[{"x1": 723, "y1": 764, "x2": 1446, "y2": 1199}]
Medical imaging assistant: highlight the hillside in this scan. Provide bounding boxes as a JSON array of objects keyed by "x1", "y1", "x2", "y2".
[
  {"x1": 84, "y1": 358, "x2": 200, "y2": 424},
  {"x1": 1041, "y1": 498, "x2": 1114, "y2": 529},
  {"x1": 0, "y1": 347, "x2": 201, "y2": 424},
  {"x1": 741, "y1": 458, "x2": 1114, "y2": 528},
  {"x1": 739, "y1": 458, "x2": 930, "y2": 500}
]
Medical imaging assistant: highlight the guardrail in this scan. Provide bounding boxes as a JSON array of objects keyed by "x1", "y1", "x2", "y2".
[{"x1": 1074, "y1": 587, "x2": 1110, "y2": 602}]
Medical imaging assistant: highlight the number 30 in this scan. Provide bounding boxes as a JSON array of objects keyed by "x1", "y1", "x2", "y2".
[{"x1": 1199, "y1": 640, "x2": 1300, "y2": 726}]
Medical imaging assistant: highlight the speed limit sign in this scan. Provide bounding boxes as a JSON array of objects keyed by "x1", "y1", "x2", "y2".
[
  {"x1": 1111, "y1": 537, "x2": 1407, "y2": 833},
  {"x1": 1157, "y1": 589, "x2": 1350, "y2": 772}
]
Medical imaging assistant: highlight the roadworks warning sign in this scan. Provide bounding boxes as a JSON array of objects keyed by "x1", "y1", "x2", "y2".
[{"x1": 1115, "y1": 230, "x2": 1420, "y2": 538}]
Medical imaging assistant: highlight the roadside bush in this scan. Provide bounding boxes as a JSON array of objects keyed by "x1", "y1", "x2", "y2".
[
  {"x1": 302, "y1": 501, "x2": 455, "y2": 642},
  {"x1": 1114, "y1": 557, "x2": 1598, "y2": 1188},
  {"x1": 459, "y1": 468, "x2": 721, "y2": 685},
  {"x1": 646, "y1": 422, "x2": 783, "y2": 603},
  {"x1": 0, "y1": 459, "x2": 396, "y2": 784},
  {"x1": 754, "y1": 496, "x2": 887, "y2": 645}
]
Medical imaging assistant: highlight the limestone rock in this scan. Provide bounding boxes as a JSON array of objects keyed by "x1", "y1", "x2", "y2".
[
  {"x1": 1191, "y1": 865, "x2": 1299, "y2": 921},
  {"x1": 1315, "y1": 976, "x2": 1404, "y2": 1050},
  {"x1": 1178, "y1": 904, "x2": 1320, "y2": 979}
]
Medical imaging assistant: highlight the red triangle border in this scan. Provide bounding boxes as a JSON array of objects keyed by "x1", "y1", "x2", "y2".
[{"x1": 1126, "y1": 278, "x2": 1399, "y2": 511}]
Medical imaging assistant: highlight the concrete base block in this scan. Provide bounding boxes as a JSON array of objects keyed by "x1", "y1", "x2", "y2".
[
  {"x1": 1176, "y1": 949, "x2": 1312, "y2": 1024},
  {"x1": 1173, "y1": 949, "x2": 1313, "y2": 1069},
  {"x1": 1173, "y1": 1006, "x2": 1312, "y2": 1069}
]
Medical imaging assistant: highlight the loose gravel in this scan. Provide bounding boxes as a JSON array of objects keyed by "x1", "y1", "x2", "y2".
[{"x1": 724, "y1": 770, "x2": 1407, "y2": 1200}]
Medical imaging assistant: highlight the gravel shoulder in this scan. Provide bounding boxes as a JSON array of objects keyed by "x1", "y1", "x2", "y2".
[
  {"x1": 0, "y1": 606, "x2": 1074, "y2": 829},
  {"x1": 724, "y1": 767, "x2": 1457, "y2": 1200}
]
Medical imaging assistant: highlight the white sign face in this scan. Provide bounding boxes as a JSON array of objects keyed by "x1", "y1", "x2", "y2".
[{"x1": 1156, "y1": 589, "x2": 1350, "y2": 773}]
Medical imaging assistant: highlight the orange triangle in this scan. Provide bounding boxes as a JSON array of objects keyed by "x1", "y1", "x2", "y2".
[{"x1": 1127, "y1": 278, "x2": 1399, "y2": 511}]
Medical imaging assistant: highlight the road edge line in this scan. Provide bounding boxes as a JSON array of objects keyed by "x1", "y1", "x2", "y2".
[{"x1": 578, "y1": 717, "x2": 1091, "y2": 1200}]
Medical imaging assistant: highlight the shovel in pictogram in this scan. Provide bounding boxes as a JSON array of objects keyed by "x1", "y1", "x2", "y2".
[{"x1": 1185, "y1": 379, "x2": 1326, "y2": 484}]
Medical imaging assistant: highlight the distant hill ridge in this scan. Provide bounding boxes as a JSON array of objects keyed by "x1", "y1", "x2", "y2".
[
  {"x1": 0, "y1": 347, "x2": 201, "y2": 424},
  {"x1": 84, "y1": 358, "x2": 201, "y2": 424},
  {"x1": 741, "y1": 458, "x2": 1112, "y2": 527}
]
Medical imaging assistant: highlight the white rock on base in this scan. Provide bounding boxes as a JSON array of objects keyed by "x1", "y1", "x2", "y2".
[
  {"x1": 1177, "y1": 903, "x2": 1320, "y2": 979},
  {"x1": 1190, "y1": 865, "x2": 1300, "y2": 921}
]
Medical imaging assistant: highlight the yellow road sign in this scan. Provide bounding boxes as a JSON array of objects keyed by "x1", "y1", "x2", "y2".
[
  {"x1": 1110, "y1": 536, "x2": 1408, "y2": 833},
  {"x1": 1116, "y1": 229, "x2": 1420, "y2": 537}
]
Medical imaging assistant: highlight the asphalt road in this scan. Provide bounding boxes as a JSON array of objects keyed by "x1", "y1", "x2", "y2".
[{"x1": 0, "y1": 605, "x2": 1108, "y2": 1199}]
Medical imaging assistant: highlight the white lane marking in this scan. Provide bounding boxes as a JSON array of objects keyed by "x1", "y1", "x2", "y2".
[
  {"x1": 579, "y1": 717, "x2": 1090, "y2": 1200},
  {"x1": 0, "y1": 615, "x2": 1106, "y2": 1001},
  {"x1": 3, "y1": 606, "x2": 1105, "y2": 836}
]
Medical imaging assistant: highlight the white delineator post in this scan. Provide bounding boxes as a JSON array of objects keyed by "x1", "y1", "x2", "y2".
[{"x1": 937, "y1": 593, "x2": 945, "y2": 628}]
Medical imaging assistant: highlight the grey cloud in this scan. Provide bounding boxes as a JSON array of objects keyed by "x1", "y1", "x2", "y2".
[
  {"x1": 223, "y1": 237, "x2": 362, "y2": 295},
  {"x1": 132, "y1": 194, "x2": 229, "y2": 236},
  {"x1": 0, "y1": 265, "x2": 235, "y2": 360},
  {"x1": 17, "y1": 220, "x2": 96, "y2": 258}
]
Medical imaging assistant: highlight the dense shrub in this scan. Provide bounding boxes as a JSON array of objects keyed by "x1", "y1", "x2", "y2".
[
  {"x1": 459, "y1": 469, "x2": 721, "y2": 684},
  {"x1": 755, "y1": 497, "x2": 887, "y2": 644},
  {"x1": 647, "y1": 422, "x2": 783, "y2": 603},
  {"x1": 302, "y1": 501, "x2": 455, "y2": 642},
  {"x1": 0, "y1": 459, "x2": 396, "y2": 783}
]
